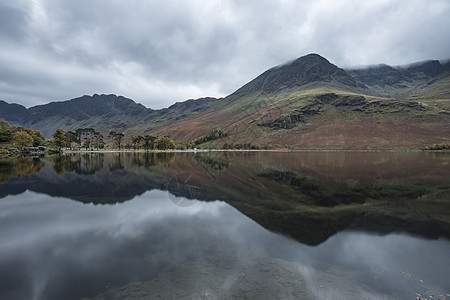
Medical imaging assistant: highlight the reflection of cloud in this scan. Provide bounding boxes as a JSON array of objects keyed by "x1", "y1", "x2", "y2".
[
  {"x1": 292, "y1": 232, "x2": 450, "y2": 299},
  {"x1": 296, "y1": 263, "x2": 383, "y2": 300},
  {"x1": 1, "y1": 190, "x2": 449, "y2": 300},
  {"x1": 0, "y1": 190, "x2": 232, "y2": 300}
]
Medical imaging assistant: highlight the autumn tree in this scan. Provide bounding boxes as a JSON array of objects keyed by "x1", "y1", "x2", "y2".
[
  {"x1": 17, "y1": 127, "x2": 45, "y2": 146},
  {"x1": 14, "y1": 131, "x2": 33, "y2": 148},
  {"x1": 0, "y1": 119, "x2": 14, "y2": 142},
  {"x1": 52, "y1": 129, "x2": 66, "y2": 150},
  {"x1": 155, "y1": 137, "x2": 176, "y2": 150},
  {"x1": 176, "y1": 140, "x2": 188, "y2": 150}
]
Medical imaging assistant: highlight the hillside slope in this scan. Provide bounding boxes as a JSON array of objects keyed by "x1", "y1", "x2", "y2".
[
  {"x1": 154, "y1": 55, "x2": 450, "y2": 148},
  {"x1": 1, "y1": 54, "x2": 449, "y2": 148}
]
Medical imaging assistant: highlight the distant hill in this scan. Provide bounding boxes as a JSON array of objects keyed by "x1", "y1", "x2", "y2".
[
  {"x1": 1, "y1": 54, "x2": 449, "y2": 148},
  {"x1": 0, "y1": 94, "x2": 218, "y2": 138},
  {"x1": 346, "y1": 59, "x2": 450, "y2": 98},
  {"x1": 0, "y1": 101, "x2": 28, "y2": 124}
]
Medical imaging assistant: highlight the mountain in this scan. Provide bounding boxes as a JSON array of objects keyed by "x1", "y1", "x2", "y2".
[
  {"x1": 28, "y1": 94, "x2": 149, "y2": 120},
  {"x1": 1, "y1": 53, "x2": 449, "y2": 148},
  {"x1": 0, "y1": 94, "x2": 219, "y2": 137},
  {"x1": 1, "y1": 94, "x2": 149, "y2": 137},
  {"x1": 346, "y1": 59, "x2": 450, "y2": 98},
  {"x1": 153, "y1": 54, "x2": 450, "y2": 148},
  {"x1": 0, "y1": 100, "x2": 28, "y2": 124},
  {"x1": 228, "y1": 54, "x2": 362, "y2": 99}
]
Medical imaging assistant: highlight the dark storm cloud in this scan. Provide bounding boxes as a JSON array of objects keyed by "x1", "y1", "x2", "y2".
[{"x1": 0, "y1": 0, "x2": 449, "y2": 108}]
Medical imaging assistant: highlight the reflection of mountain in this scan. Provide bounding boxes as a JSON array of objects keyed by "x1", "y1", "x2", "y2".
[
  {"x1": 0, "y1": 153, "x2": 179, "y2": 203},
  {"x1": 1, "y1": 152, "x2": 449, "y2": 245}
]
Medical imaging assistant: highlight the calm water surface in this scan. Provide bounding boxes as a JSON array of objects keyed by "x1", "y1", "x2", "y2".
[{"x1": 0, "y1": 151, "x2": 449, "y2": 300}]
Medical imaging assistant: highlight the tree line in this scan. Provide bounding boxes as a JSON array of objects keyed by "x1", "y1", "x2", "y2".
[
  {"x1": 1, "y1": 119, "x2": 235, "y2": 152},
  {"x1": 52, "y1": 128, "x2": 105, "y2": 150},
  {"x1": 52, "y1": 127, "x2": 231, "y2": 151},
  {"x1": 51, "y1": 128, "x2": 179, "y2": 150}
]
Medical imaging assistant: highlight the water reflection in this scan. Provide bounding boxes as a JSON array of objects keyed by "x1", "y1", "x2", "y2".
[
  {"x1": 0, "y1": 157, "x2": 44, "y2": 183},
  {"x1": 0, "y1": 152, "x2": 449, "y2": 299},
  {"x1": 1, "y1": 190, "x2": 449, "y2": 300},
  {"x1": 1, "y1": 152, "x2": 449, "y2": 245}
]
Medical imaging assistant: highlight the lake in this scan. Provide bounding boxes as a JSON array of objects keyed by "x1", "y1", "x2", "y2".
[{"x1": 0, "y1": 151, "x2": 449, "y2": 299}]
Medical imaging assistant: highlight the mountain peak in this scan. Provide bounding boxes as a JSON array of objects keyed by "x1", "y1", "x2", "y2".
[
  {"x1": 294, "y1": 53, "x2": 329, "y2": 62},
  {"x1": 229, "y1": 53, "x2": 358, "y2": 97},
  {"x1": 405, "y1": 60, "x2": 445, "y2": 77}
]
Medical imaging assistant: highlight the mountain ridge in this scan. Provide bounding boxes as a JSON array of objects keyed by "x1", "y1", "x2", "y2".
[
  {"x1": 346, "y1": 58, "x2": 450, "y2": 98},
  {"x1": 1, "y1": 53, "x2": 449, "y2": 147}
]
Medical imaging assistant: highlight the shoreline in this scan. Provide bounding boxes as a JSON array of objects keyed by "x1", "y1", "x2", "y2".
[
  {"x1": 62, "y1": 148, "x2": 447, "y2": 153},
  {"x1": 2, "y1": 146, "x2": 449, "y2": 158}
]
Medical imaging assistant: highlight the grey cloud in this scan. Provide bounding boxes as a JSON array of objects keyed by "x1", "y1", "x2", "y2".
[
  {"x1": 0, "y1": 0, "x2": 449, "y2": 108},
  {"x1": 0, "y1": 2, "x2": 28, "y2": 42}
]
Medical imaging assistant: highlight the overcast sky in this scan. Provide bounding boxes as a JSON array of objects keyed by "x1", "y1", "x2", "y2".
[{"x1": 1, "y1": 0, "x2": 449, "y2": 108}]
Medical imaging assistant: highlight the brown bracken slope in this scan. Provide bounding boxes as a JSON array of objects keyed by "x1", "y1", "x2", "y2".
[{"x1": 152, "y1": 54, "x2": 450, "y2": 149}]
